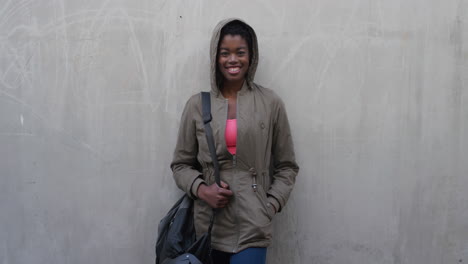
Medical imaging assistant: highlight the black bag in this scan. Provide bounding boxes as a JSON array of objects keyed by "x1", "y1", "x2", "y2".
[{"x1": 155, "y1": 92, "x2": 220, "y2": 264}]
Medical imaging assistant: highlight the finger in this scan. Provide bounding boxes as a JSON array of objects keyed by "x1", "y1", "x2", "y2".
[
  {"x1": 219, "y1": 188, "x2": 233, "y2": 196},
  {"x1": 220, "y1": 181, "x2": 230, "y2": 189},
  {"x1": 217, "y1": 195, "x2": 228, "y2": 202}
]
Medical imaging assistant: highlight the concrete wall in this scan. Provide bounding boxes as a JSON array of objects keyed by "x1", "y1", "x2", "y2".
[{"x1": 1, "y1": 0, "x2": 467, "y2": 263}]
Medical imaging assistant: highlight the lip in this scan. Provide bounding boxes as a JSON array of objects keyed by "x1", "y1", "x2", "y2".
[{"x1": 226, "y1": 66, "x2": 241, "y2": 74}]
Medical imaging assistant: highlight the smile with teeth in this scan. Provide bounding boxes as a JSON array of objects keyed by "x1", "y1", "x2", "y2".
[{"x1": 227, "y1": 67, "x2": 241, "y2": 74}]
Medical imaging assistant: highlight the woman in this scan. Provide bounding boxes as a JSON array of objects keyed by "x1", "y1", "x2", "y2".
[{"x1": 171, "y1": 18, "x2": 299, "y2": 264}]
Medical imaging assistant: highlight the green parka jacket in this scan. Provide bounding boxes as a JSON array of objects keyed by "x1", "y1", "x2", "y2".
[{"x1": 171, "y1": 18, "x2": 299, "y2": 253}]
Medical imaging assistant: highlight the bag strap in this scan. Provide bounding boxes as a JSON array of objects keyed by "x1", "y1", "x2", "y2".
[
  {"x1": 201, "y1": 92, "x2": 221, "y2": 186},
  {"x1": 201, "y1": 92, "x2": 221, "y2": 237}
]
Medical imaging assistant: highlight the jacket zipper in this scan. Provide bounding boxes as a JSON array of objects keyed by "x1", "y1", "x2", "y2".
[{"x1": 225, "y1": 96, "x2": 240, "y2": 252}]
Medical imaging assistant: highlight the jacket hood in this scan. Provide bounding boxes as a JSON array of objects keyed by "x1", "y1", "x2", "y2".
[{"x1": 210, "y1": 18, "x2": 259, "y2": 95}]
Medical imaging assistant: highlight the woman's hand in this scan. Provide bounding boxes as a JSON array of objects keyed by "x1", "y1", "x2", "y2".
[{"x1": 197, "y1": 181, "x2": 233, "y2": 208}]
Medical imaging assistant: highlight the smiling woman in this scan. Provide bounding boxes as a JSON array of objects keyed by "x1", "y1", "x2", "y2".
[
  {"x1": 217, "y1": 34, "x2": 250, "y2": 120},
  {"x1": 170, "y1": 18, "x2": 299, "y2": 264},
  {"x1": 218, "y1": 34, "x2": 250, "y2": 84}
]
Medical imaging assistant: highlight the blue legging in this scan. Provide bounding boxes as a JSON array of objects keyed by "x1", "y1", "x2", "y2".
[{"x1": 211, "y1": 248, "x2": 267, "y2": 264}]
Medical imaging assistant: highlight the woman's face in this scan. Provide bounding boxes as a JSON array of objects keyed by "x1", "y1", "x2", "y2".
[{"x1": 217, "y1": 34, "x2": 250, "y2": 84}]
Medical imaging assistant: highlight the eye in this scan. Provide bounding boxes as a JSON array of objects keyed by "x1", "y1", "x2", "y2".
[
  {"x1": 237, "y1": 51, "x2": 246, "y2": 56},
  {"x1": 219, "y1": 51, "x2": 229, "y2": 57}
]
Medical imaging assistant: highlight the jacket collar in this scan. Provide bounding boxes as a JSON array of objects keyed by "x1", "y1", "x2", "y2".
[{"x1": 213, "y1": 81, "x2": 251, "y2": 99}]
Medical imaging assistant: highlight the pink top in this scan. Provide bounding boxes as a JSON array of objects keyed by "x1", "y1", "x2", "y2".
[{"x1": 225, "y1": 119, "x2": 237, "y2": 155}]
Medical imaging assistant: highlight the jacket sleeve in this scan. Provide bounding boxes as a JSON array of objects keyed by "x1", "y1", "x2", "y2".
[
  {"x1": 267, "y1": 97, "x2": 299, "y2": 212},
  {"x1": 170, "y1": 95, "x2": 205, "y2": 199}
]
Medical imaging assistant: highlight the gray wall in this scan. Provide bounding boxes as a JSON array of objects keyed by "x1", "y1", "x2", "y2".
[{"x1": 1, "y1": 0, "x2": 467, "y2": 263}]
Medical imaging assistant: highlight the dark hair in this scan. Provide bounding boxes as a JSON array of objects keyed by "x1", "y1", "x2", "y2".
[{"x1": 216, "y1": 20, "x2": 254, "y2": 87}]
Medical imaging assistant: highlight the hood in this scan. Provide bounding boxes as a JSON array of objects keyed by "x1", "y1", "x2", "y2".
[{"x1": 210, "y1": 18, "x2": 259, "y2": 95}]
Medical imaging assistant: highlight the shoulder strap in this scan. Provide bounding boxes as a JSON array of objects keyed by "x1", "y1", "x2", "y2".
[
  {"x1": 201, "y1": 92, "x2": 221, "y2": 186},
  {"x1": 201, "y1": 92, "x2": 220, "y2": 239}
]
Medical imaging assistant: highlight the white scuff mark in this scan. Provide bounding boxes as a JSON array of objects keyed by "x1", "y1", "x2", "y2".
[
  {"x1": 119, "y1": 7, "x2": 156, "y2": 112},
  {"x1": 20, "y1": 114, "x2": 24, "y2": 126}
]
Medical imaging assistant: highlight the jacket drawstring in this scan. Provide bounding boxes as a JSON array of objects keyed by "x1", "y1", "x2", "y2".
[{"x1": 249, "y1": 167, "x2": 258, "y2": 192}]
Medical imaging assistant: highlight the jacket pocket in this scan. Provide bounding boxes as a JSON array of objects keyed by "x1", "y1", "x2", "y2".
[
  {"x1": 256, "y1": 186, "x2": 275, "y2": 221},
  {"x1": 248, "y1": 168, "x2": 274, "y2": 222},
  {"x1": 235, "y1": 170, "x2": 274, "y2": 244}
]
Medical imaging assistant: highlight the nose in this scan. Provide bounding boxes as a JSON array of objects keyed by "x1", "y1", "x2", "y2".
[{"x1": 228, "y1": 54, "x2": 238, "y2": 63}]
